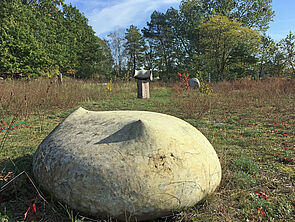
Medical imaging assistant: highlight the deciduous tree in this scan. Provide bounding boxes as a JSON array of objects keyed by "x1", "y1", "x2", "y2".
[
  {"x1": 180, "y1": 0, "x2": 274, "y2": 31},
  {"x1": 198, "y1": 15, "x2": 261, "y2": 81},
  {"x1": 280, "y1": 32, "x2": 295, "y2": 76},
  {"x1": 107, "y1": 30, "x2": 125, "y2": 78},
  {"x1": 0, "y1": 0, "x2": 113, "y2": 79}
]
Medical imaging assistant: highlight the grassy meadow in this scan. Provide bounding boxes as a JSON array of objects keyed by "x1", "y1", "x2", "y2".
[{"x1": 0, "y1": 78, "x2": 294, "y2": 221}]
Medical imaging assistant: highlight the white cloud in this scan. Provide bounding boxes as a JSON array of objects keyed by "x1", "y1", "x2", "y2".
[
  {"x1": 64, "y1": 0, "x2": 294, "y2": 41},
  {"x1": 83, "y1": 0, "x2": 181, "y2": 36}
]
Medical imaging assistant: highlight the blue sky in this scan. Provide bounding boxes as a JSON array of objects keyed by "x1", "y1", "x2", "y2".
[
  {"x1": 64, "y1": 0, "x2": 180, "y2": 36},
  {"x1": 267, "y1": 0, "x2": 295, "y2": 40},
  {"x1": 64, "y1": 0, "x2": 295, "y2": 41}
]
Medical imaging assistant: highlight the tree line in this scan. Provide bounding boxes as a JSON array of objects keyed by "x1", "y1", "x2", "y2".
[
  {"x1": 109, "y1": 0, "x2": 295, "y2": 81},
  {"x1": 1, "y1": 0, "x2": 294, "y2": 81},
  {"x1": 0, "y1": 0, "x2": 113, "y2": 79}
]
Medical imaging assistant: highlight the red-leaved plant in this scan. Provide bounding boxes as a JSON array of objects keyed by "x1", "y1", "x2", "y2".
[{"x1": 177, "y1": 73, "x2": 189, "y2": 90}]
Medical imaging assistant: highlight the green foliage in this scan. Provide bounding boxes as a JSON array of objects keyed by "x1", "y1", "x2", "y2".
[
  {"x1": 232, "y1": 0, "x2": 275, "y2": 31},
  {"x1": 230, "y1": 157, "x2": 259, "y2": 175},
  {"x1": 258, "y1": 34, "x2": 286, "y2": 77},
  {"x1": 124, "y1": 25, "x2": 146, "y2": 72},
  {"x1": 280, "y1": 32, "x2": 295, "y2": 77},
  {"x1": 198, "y1": 15, "x2": 261, "y2": 81},
  {"x1": 139, "y1": 0, "x2": 275, "y2": 81},
  {"x1": 180, "y1": 0, "x2": 274, "y2": 31},
  {"x1": 0, "y1": 0, "x2": 113, "y2": 79},
  {"x1": 142, "y1": 9, "x2": 198, "y2": 80},
  {"x1": 199, "y1": 83, "x2": 213, "y2": 95},
  {"x1": 0, "y1": 208, "x2": 10, "y2": 222},
  {"x1": 1, "y1": 0, "x2": 288, "y2": 81},
  {"x1": 0, "y1": 0, "x2": 50, "y2": 78}
]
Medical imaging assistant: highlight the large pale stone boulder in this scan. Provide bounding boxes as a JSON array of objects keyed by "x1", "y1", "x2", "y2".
[{"x1": 33, "y1": 108, "x2": 221, "y2": 221}]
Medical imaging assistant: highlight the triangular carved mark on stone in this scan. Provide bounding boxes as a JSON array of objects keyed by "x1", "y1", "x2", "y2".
[{"x1": 95, "y1": 120, "x2": 148, "y2": 144}]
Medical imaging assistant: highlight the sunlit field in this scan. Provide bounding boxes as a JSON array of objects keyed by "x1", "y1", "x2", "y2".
[{"x1": 0, "y1": 77, "x2": 294, "y2": 221}]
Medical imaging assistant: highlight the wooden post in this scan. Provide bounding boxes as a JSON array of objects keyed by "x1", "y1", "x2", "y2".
[
  {"x1": 58, "y1": 73, "x2": 63, "y2": 85},
  {"x1": 137, "y1": 79, "x2": 150, "y2": 99}
]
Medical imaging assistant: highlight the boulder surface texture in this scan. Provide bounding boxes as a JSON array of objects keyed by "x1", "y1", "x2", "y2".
[{"x1": 33, "y1": 108, "x2": 221, "y2": 221}]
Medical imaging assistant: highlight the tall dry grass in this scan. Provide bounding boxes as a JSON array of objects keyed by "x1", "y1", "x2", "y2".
[
  {"x1": 171, "y1": 78, "x2": 295, "y2": 120},
  {"x1": 0, "y1": 78, "x2": 136, "y2": 118},
  {"x1": 1, "y1": 77, "x2": 294, "y2": 120}
]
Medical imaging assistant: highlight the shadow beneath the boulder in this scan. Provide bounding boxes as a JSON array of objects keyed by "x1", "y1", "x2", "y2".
[
  {"x1": 0, "y1": 154, "x2": 33, "y2": 176},
  {"x1": 0, "y1": 155, "x2": 38, "y2": 220}
]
